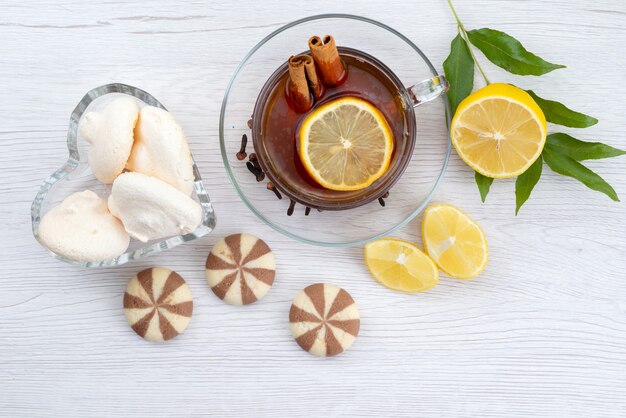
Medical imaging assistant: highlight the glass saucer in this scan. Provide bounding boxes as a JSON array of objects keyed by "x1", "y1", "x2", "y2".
[{"x1": 220, "y1": 14, "x2": 450, "y2": 247}]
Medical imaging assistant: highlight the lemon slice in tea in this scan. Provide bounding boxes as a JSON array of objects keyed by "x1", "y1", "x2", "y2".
[{"x1": 299, "y1": 97, "x2": 393, "y2": 191}]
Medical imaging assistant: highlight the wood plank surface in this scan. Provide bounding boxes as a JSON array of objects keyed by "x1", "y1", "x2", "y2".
[{"x1": 1, "y1": 0, "x2": 625, "y2": 416}]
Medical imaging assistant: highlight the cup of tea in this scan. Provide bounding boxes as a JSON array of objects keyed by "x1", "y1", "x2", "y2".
[
  {"x1": 252, "y1": 44, "x2": 447, "y2": 211},
  {"x1": 220, "y1": 14, "x2": 452, "y2": 246}
]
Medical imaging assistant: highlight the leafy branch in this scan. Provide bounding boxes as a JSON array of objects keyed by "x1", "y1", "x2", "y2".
[
  {"x1": 447, "y1": 0, "x2": 490, "y2": 86},
  {"x1": 443, "y1": 0, "x2": 624, "y2": 214}
]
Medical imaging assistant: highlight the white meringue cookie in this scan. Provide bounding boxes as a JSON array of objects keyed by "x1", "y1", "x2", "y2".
[
  {"x1": 38, "y1": 190, "x2": 130, "y2": 262},
  {"x1": 126, "y1": 106, "x2": 195, "y2": 195},
  {"x1": 108, "y1": 172, "x2": 202, "y2": 242},
  {"x1": 79, "y1": 97, "x2": 139, "y2": 183}
]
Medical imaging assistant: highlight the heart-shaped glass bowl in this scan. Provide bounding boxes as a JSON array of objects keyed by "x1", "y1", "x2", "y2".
[
  {"x1": 31, "y1": 83, "x2": 217, "y2": 268},
  {"x1": 220, "y1": 14, "x2": 451, "y2": 247}
]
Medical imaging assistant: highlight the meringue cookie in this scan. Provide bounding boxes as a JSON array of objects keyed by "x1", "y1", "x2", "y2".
[
  {"x1": 108, "y1": 172, "x2": 202, "y2": 242},
  {"x1": 126, "y1": 106, "x2": 195, "y2": 195},
  {"x1": 38, "y1": 190, "x2": 130, "y2": 261},
  {"x1": 79, "y1": 97, "x2": 139, "y2": 183}
]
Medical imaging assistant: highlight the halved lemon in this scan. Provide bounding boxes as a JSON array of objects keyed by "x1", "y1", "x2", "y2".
[
  {"x1": 364, "y1": 238, "x2": 439, "y2": 292},
  {"x1": 299, "y1": 97, "x2": 393, "y2": 191},
  {"x1": 451, "y1": 83, "x2": 547, "y2": 178},
  {"x1": 421, "y1": 204, "x2": 488, "y2": 280}
]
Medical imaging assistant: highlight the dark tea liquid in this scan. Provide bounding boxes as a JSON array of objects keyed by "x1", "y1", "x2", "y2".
[{"x1": 253, "y1": 47, "x2": 415, "y2": 209}]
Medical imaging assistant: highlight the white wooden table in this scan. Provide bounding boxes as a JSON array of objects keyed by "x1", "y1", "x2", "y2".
[{"x1": 2, "y1": 1, "x2": 625, "y2": 416}]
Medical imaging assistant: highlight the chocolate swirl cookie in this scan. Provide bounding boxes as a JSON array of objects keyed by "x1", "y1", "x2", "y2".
[
  {"x1": 123, "y1": 267, "x2": 193, "y2": 342},
  {"x1": 289, "y1": 283, "x2": 360, "y2": 356},
  {"x1": 205, "y1": 233, "x2": 276, "y2": 305}
]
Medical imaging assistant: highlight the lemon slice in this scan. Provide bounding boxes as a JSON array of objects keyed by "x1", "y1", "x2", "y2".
[
  {"x1": 451, "y1": 83, "x2": 547, "y2": 178},
  {"x1": 364, "y1": 238, "x2": 439, "y2": 292},
  {"x1": 299, "y1": 97, "x2": 393, "y2": 191},
  {"x1": 421, "y1": 204, "x2": 488, "y2": 280}
]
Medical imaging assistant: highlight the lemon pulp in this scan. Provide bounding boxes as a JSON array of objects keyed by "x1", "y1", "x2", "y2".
[
  {"x1": 365, "y1": 238, "x2": 439, "y2": 292},
  {"x1": 451, "y1": 83, "x2": 547, "y2": 178},
  {"x1": 421, "y1": 204, "x2": 488, "y2": 280},
  {"x1": 299, "y1": 97, "x2": 393, "y2": 191}
]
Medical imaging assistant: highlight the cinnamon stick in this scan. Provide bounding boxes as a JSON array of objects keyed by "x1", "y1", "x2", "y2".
[
  {"x1": 309, "y1": 35, "x2": 346, "y2": 87},
  {"x1": 288, "y1": 55, "x2": 313, "y2": 113},
  {"x1": 302, "y1": 55, "x2": 323, "y2": 99}
]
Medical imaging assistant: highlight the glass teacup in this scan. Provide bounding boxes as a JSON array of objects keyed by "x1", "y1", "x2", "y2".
[{"x1": 252, "y1": 46, "x2": 447, "y2": 211}]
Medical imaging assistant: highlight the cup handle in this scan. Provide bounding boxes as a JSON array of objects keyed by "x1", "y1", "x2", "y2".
[{"x1": 406, "y1": 75, "x2": 449, "y2": 107}]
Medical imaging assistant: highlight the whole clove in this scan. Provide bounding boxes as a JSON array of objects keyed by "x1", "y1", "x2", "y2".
[
  {"x1": 246, "y1": 161, "x2": 265, "y2": 182},
  {"x1": 305, "y1": 206, "x2": 311, "y2": 216},
  {"x1": 246, "y1": 161, "x2": 259, "y2": 174},
  {"x1": 287, "y1": 199, "x2": 296, "y2": 216},
  {"x1": 236, "y1": 134, "x2": 248, "y2": 160},
  {"x1": 267, "y1": 182, "x2": 282, "y2": 200},
  {"x1": 245, "y1": 153, "x2": 265, "y2": 181},
  {"x1": 378, "y1": 191, "x2": 390, "y2": 207}
]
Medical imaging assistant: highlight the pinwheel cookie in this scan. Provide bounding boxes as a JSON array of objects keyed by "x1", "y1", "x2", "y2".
[
  {"x1": 205, "y1": 233, "x2": 276, "y2": 305},
  {"x1": 289, "y1": 283, "x2": 360, "y2": 357},
  {"x1": 123, "y1": 267, "x2": 193, "y2": 342}
]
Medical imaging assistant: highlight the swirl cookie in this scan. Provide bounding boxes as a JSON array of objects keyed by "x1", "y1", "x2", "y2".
[
  {"x1": 289, "y1": 283, "x2": 360, "y2": 356},
  {"x1": 205, "y1": 233, "x2": 275, "y2": 305},
  {"x1": 123, "y1": 267, "x2": 193, "y2": 342}
]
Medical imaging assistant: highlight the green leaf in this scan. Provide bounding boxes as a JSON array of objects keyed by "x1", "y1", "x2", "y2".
[
  {"x1": 546, "y1": 133, "x2": 626, "y2": 161},
  {"x1": 527, "y1": 90, "x2": 598, "y2": 128},
  {"x1": 475, "y1": 171, "x2": 494, "y2": 202},
  {"x1": 467, "y1": 28, "x2": 565, "y2": 76},
  {"x1": 542, "y1": 144, "x2": 619, "y2": 201},
  {"x1": 443, "y1": 33, "x2": 475, "y2": 116},
  {"x1": 515, "y1": 156, "x2": 542, "y2": 215}
]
